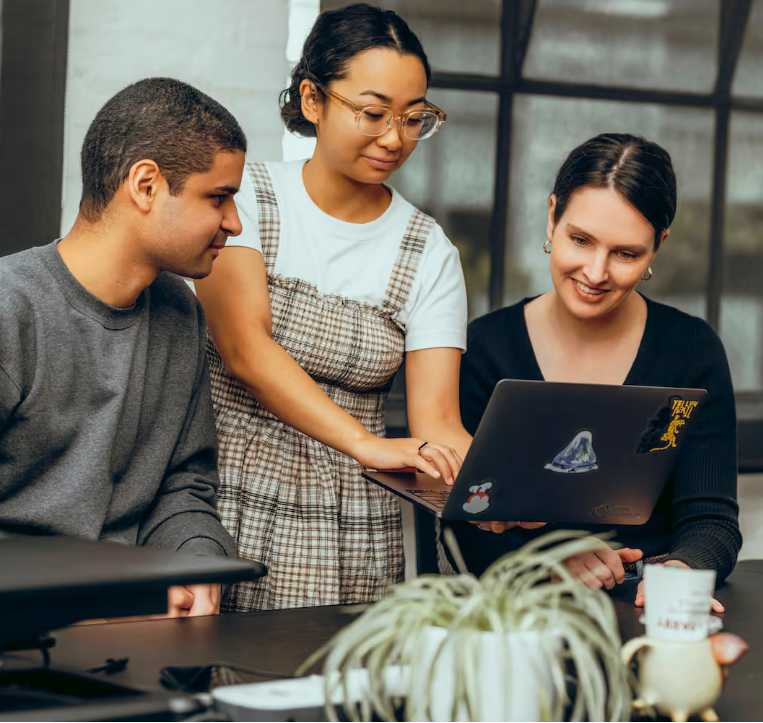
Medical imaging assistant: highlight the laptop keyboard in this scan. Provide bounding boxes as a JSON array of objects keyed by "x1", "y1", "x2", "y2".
[{"x1": 410, "y1": 489, "x2": 451, "y2": 507}]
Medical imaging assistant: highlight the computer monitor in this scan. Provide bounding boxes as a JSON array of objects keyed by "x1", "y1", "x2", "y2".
[{"x1": 0, "y1": 534, "x2": 266, "y2": 652}]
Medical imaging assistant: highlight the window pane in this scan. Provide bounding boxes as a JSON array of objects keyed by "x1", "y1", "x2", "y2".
[
  {"x1": 504, "y1": 95, "x2": 713, "y2": 320},
  {"x1": 721, "y1": 112, "x2": 763, "y2": 392},
  {"x1": 394, "y1": 89, "x2": 497, "y2": 319},
  {"x1": 733, "y1": 0, "x2": 763, "y2": 97},
  {"x1": 524, "y1": 0, "x2": 719, "y2": 93},
  {"x1": 320, "y1": 0, "x2": 500, "y2": 75}
]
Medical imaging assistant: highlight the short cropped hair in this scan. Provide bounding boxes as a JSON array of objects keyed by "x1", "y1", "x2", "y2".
[{"x1": 79, "y1": 77, "x2": 247, "y2": 221}]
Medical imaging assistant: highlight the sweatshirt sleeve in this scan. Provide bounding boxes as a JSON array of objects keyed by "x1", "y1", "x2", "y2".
[
  {"x1": 138, "y1": 308, "x2": 235, "y2": 558},
  {"x1": 667, "y1": 319, "x2": 742, "y2": 584}
]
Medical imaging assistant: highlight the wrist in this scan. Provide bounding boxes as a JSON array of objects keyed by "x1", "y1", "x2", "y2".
[{"x1": 346, "y1": 427, "x2": 376, "y2": 459}]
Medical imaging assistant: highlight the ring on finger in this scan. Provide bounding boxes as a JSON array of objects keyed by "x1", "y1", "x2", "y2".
[{"x1": 418, "y1": 441, "x2": 429, "y2": 453}]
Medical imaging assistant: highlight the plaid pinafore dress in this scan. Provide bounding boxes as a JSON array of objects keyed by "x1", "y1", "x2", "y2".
[{"x1": 207, "y1": 162, "x2": 433, "y2": 611}]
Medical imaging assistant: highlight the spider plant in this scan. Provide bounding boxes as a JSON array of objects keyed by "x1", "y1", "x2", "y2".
[{"x1": 299, "y1": 529, "x2": 632, "y2": 721}]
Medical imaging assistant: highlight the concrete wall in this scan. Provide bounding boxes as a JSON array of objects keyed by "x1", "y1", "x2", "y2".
[{"x1": 61, "y1": 0, "x2": 289, "y2": 235}]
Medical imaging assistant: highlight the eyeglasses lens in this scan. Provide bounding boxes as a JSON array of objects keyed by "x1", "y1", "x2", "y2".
[{"x1": 357, "y1": 107, "x2": 440, "y2": 140}]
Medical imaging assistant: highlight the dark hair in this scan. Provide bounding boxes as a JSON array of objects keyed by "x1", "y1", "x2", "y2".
[
  {"x1": 551, "y1": 133, "x2": 677, "y2": 250},
  {"x1": 79, "y1": 77, "x2": 247, "y2": 221},
  {"x1": 280, "y1": 3, "x2": 431, "y2": 137}
]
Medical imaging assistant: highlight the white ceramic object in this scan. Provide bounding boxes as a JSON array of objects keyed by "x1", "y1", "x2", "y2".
[
  {"x1": 621, "y1": 634, "x2": 748, "y2": 723},
  {"x1": 408, "y1": 626, "x2": 560, "y2": 722}
]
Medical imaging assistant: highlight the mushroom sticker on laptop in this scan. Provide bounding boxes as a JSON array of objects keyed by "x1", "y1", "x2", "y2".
[
  {"x1": 462, "y1": 480, "x2": 494, "y2": 514},
  {"x1": 545, "y1": 430, "x2": 599, "y2": 473}
]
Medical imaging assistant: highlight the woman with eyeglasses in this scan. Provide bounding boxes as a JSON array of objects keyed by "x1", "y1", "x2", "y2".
[
  {"x1": 194, "y1": 3, "x2": 471, "y2": 611},
  {"x1": 451, "y1": 133, "x2": 741, "y2": 610}
]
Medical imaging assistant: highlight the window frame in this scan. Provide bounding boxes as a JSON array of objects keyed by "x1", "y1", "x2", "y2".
[{"x1": 426, "y1": 0, "x2": 761, "y2": 469}]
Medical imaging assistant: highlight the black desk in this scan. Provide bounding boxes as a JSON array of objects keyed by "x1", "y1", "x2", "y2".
[{"x1": 20, "y1": 560, "x2": 763, "y2": 721}]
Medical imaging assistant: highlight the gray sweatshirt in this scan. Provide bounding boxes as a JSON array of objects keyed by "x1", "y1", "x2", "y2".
[{"x1": 0, "y1": 241, "x2": 235, "y2": 557}]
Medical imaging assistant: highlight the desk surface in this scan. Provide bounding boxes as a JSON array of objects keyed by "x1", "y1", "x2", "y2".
[{"x1": 27, "y1": 560, "x2": 763, "y2": 721}]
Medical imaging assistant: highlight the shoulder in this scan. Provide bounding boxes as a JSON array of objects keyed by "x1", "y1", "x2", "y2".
[
  {"x1": 468, "y1": 300, "x2": 527, "y2": 344},
  {"x1": 0, "y1": 246, "x2": 49, "y2": 390},
  {"x1": 253, "y1": 159, "x2": 303, "y2": 195},
  {"x1": 0, "y1": 245, "x2": 49, "y2": 317},
  {"x1": 646, "y1": 296, "x2": 725, "y2": 355},
  {"x1": 390, "y1": 194, "x2": 459, "y2": 272}
]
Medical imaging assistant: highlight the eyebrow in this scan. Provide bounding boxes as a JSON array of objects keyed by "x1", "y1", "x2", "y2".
[
  {"x1": 358, "y1": 90, "x2": 428, "y2": 106},
  {"x1": 211, "y1": 185, "x2": 239, "y2": 195},
  {"x1": 566, "y1": 223, "x2": 648, "y2": 251}
]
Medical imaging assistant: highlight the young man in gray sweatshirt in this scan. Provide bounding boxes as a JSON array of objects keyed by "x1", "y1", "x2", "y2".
[{"x1": 0, "y1": 78, "x2": 246, "y2": 617}]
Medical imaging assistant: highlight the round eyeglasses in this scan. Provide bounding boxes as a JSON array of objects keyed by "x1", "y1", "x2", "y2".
[{"x1": 315, "y1": 84, "x2": 447, "y2": 141}]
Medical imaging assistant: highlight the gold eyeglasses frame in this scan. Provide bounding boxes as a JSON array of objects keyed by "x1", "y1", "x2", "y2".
[{"x1": 312, "y1": 82, "x2": 447, "y2": 141}]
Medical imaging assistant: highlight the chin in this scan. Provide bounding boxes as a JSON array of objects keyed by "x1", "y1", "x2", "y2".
[
  {"x1": 170, "y1": 260, "x2": 213, "y2": 280},
  {"x1": 566, "y1": 293, "x2": 624, "y2": 321}
]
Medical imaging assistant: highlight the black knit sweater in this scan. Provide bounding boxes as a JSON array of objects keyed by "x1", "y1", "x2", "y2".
[{"x1": 453, "y1": 296, "x2": 742, "y2": 583}]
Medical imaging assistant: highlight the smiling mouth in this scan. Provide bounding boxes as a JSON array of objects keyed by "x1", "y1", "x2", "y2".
[{"x1": 573, "y1": 279, "x2": 610, "y2": 296}]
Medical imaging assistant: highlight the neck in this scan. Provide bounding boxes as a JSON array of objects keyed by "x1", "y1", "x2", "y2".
[
  {"x1": 302, "y1": 149, "x2": 390, "y2": 223},
  {"x1": 545, "y1": 289, "x2": 643, "y2": 345},
  {"x1": 57, "y1": 214, "x2": 158, "y2": 308}
]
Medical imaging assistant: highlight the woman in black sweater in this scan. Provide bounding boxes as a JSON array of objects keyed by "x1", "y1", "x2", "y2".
[{"x1": 454, "y1": 133, "x2": 741, "y2": 609}]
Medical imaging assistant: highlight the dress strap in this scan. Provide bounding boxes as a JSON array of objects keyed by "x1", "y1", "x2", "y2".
[
  {"x1": 381, "y1": 208, "x2": 434, "y2": 317},
  {"x1": 245, "y1": 161, "x2": 280, "y2": 272}
]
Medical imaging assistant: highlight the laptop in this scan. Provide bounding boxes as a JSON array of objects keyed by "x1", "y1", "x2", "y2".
[{"x1": 364, "y1": 379, "x2": 706, "y2": 525}]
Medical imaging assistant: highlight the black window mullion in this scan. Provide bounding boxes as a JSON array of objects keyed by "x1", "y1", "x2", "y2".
[
  {"x1": 707, "y1": 0, "x2": 753, "y2": 329},
  {"x1": 487, "y1": 0, "x2": 520, "y2": 310}
]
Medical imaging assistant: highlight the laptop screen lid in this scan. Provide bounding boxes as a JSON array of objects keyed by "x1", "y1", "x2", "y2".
[{"x1": 441, "y1": 379, "x2": 706, "y2": 525}]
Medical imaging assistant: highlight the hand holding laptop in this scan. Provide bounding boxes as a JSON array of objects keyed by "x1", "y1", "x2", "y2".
[{"x1": 472, "y1": 521, "x2": 546, "y2": 533}]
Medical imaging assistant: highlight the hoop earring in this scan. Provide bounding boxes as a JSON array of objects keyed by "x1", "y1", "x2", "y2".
[
  {"x1": 543, "y1": 239, "x2": 552, "y2": 255},
  {"x1": 641, "y1": 266, "x2": 653, "y2": 281}
]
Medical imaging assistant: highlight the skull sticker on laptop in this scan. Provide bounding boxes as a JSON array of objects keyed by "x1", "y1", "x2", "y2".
[{"x1": 462, "y1": 480, "x2": 494, "y2": 514}]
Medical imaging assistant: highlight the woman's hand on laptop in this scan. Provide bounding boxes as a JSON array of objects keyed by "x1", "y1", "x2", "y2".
[
  {"x1": 353, "y1": 435, "x2": 463, "y2": 484},
  {"x1": 472, "y1": 521, "x2": 547, "y2": 533},
  {"x1": 564, "y1": 547, "x2": 643, "y2": 591}
]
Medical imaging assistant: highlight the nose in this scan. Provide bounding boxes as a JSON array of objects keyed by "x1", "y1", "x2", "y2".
[
  {"x1": 583, "y1": 249, "x2": 609, "y2": 285},
  {"x1": 223, "y1": 198, "x2": 243, "y2": 237},
  {"x1": 376, "y1": 120, "x2": 403, "y2": 151}
]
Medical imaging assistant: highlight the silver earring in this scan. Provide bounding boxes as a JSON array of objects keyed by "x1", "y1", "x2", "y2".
[
  {"x1": 642, "y1": 266, "x2": 653, "y2": 281},
  {"x1": 543, "y1": 239, "x2": 552, "y2": 255}
]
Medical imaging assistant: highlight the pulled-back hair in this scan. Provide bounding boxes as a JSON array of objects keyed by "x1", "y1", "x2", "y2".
[
  {"x1": 552, "y1": 133, "x2": 677, "y2": 249},
  {"x1": 280, "y1": 3, "x2": 431, "y2": 137},
  {"x1": 79, "y1": 77, "x2": 246, "y2": 221}
]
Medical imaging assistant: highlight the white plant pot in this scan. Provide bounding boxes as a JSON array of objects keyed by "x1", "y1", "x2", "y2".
[{"x1": 407, "y1": 625, "x2": 560, "y2": 722}]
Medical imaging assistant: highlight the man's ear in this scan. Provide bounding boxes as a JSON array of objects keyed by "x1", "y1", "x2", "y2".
[
  {"x1": 126, "y1": 159, "x2": 162, "y2": 213},
  {"x1": 546, "y1": 194, "x2": 557, "y2": 242},
  {"x1": 299, "y1": 79, "x2": 322, "y2": 126}
]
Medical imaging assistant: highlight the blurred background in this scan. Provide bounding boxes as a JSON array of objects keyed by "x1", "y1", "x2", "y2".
[{"x1": 0, "y1": 1, "x2": 761, "y2": 556}]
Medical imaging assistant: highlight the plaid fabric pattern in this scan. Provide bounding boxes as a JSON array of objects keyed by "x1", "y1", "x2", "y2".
[{"x1": 207, "y1": 162, "x2": 432, "y2": 610}]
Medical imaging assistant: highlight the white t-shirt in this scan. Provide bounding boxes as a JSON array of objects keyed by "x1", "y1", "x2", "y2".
[{"x1": 230, "y1": 160, "x2": 467, "y2": 352}]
